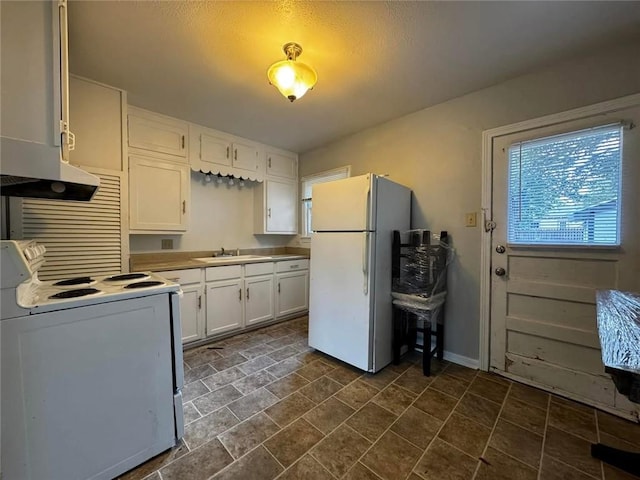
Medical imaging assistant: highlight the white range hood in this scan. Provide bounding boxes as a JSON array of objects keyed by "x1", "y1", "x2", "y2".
[
  {"x1": 0, "y1": 137, "x2": 99, "y2": 201},
  {"x1": 0, "y1": 0, "x2": 99, "y2": 202}
]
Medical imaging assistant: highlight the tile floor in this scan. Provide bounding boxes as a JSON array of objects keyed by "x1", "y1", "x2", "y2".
[{"x1": 120, "y1": 316, "x2": 640, "y2": 480}]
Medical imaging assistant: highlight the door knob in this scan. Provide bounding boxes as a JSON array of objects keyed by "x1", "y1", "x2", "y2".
[{"x1": 495, "y1": 267, "x2": 506, "y2": 276}]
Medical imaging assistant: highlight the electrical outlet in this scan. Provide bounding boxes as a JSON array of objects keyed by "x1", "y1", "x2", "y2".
[
  {"x1": 465, "y1": 212, "x2": 477, "y2": 227},
  {"x1": 161, "y1": 239, "x2": 174, "y2": 250}
]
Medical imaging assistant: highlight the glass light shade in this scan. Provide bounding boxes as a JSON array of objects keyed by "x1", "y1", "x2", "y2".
[{"x1": 267, "y1": 60, "x2": 317, "y2": 102}]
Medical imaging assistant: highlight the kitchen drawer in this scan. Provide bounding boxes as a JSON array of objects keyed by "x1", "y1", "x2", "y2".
[
  {"x1": 159, "y1": 268, "x2": 201, "y2": 285},
  {"x1": 206, "y1": 265, "x2": 242, "y2": 282},
  {"x1": 276, "y1": 259, "x2": 309, "y2": 273},
  {"x1": 245, "y1": 262, "x2": 274, "y2": 277}
]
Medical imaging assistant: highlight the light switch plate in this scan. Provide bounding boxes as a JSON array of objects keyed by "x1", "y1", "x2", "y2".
[{"x1": 465, "y1": 212, "x2": 477, "y2": 227}]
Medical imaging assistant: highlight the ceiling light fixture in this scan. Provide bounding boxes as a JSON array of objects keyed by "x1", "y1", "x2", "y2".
[{"x1": 267, "y1": 42, "x2": 317, "y2": 102}]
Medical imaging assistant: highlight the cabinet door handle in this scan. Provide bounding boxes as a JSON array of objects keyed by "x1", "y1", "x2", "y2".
[
  {"x1": 268, "y1": 208, "x2": 271, "y2": 218},
  {"x1": 234, "y1": 149, "x2": 238, "y2": 161},
  {"x1": 182, "y1": 200, "x2": 186, "y2": 214},
  {"x1": 198, "y1": 295, "x2": 202, "y2": 309},
  {"x1": 278, "y1": 283, "x2": 281, "y2": 293},
  {"x1": 239, "y1": 288, "x2": 242, "y2": 301},
  {"x1": 181, "y1": 135, "x2": 185, "y2": 149},
  {"x1": 246, "y1": 287, "x2": 250, "y2": 300},
  {"x1": 290, "y1": 264, "x2": 299, "y2": 269},
  {"x1": 268, "y1": 157, "x2": 271, "y2": 168},
  {"x1": 226, "y1": 146, "x2": 229, "y2": 158}
]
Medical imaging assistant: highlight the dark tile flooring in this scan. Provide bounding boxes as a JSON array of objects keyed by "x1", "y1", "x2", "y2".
[{"x1": 120, "y1": 316, "x2": 640, "y2": 480}]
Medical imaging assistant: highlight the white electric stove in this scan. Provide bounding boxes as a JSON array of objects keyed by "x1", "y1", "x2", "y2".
[{"x1": 1, "y1": 240, "x2": 185, "y2": 480}]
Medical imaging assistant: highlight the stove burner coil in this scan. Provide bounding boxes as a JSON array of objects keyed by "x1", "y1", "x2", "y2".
[
  {"x1": 53, "y1": 277, "x2": 94, "y2": 287},
  {"x1": 49, "y1": 288, "x2": 101, "y2": 299},
  {"x1": 104, "y1": 273, "x2": 149, "y2": 282},
  {"x1": 124, "y1": 281, "x2": 164, "y2": 289}
]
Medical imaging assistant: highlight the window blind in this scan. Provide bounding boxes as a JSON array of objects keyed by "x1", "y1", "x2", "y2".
[{"x1": 508, "y1": 124, "x2": 622, "y2": 246}]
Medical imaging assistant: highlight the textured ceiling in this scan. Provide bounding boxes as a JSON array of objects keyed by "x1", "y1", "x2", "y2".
[{"x1": 68, "y1": 1, "x2": 640, "y2": 153}]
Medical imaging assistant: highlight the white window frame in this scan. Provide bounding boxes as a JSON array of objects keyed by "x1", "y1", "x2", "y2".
[
  {"x1": 299, "y1": 166, "x2": 351, "y2": 242},
  {"x1": 506, "y1": 124, "x2": 623, "y2": 247}
]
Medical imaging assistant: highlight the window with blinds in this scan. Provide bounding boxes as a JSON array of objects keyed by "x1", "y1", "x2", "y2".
[
  {"x1": 19, "y1": 171, "x2": 125, "y2": 280},
  {"x1": 507, "y1": 124, "x2": 622, "y2": 246},
  {"x1": 300, "y1": 166, "x2": 350, "y2": 238}
]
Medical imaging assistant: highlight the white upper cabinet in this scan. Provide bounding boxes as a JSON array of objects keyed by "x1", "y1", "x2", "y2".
[
  {"x1": 128, "y1": 107, "x2": 188, "y2": 160},
  {"x1": 69, "y1": 76, "x2": 126, "y2": 172},
  {"x1": 189, "y1": 124, "x2": 264, "y2": 181},
  {"x1": 254, "y1": 178, "x2": 298, "y2": 234},
  {"x1": 200, "y1": 132, "x2": 232, "y2": 168},
  {"x1": 129, "y1": 154, "x2": 189, "y2": 232},
  {"x1": 127, "y1": 108, "x2": 190, "y2": 234},
  {"x1": 0, "y1": 1, "x2": 74, "y2": 161},
  {"x1": 232, "y1": 141, "x2": 259, "y2": 173},
  {"x1": 266, "y1": 151, "x2": 298, "y2": 180}
]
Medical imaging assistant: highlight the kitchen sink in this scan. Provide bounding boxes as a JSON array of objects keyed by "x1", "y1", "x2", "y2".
[{"x1": 193, "y1": 255, "x2": 271, "y2": 264}]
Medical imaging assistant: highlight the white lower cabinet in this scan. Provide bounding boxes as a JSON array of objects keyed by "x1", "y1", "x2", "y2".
[
  {"x1": 180, "y1": 285, "x2": 204, "y2": 343},
  {"x1": 244, "y1": 262, "x2": 275, "y2": 327},
  {"x1": 276, "y1": 260, "x2": 309, "y2": 318},
  {"x1": 205, "y1": 279, "x2": 244, "y2": 336},
  {"x1": 161, "y1": 269, "x2": 204, "y2": 344},
  {"x1": 205, "y1": 265, "x2": 244, "y2": 336},
  {"x1": 161, "y1": 259, "x2": 307, "y2": 344}
]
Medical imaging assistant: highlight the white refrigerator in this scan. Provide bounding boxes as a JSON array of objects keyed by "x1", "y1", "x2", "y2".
[{"x1": 309, "y1": 174, "x2": 411, "y2": 372}]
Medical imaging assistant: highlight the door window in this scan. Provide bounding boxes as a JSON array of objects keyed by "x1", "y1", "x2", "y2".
[{"x1": 507, "y1": 124, "x2": 622, "y2": 246}]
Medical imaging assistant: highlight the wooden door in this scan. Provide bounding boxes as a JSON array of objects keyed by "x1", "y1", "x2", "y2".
[{"x1": 489, "y1": 106, "x2": 640, "y2": 416}]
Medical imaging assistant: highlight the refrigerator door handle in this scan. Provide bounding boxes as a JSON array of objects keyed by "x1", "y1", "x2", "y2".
[
  {"x1": 364, "y1": 186, "x2": 371, "y2": 231},
  {"x1": 362, "y1": 232, "x2": 369, "y2": 295}
]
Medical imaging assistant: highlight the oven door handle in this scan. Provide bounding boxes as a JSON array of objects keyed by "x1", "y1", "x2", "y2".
[{"x1": 170, "y1": 290, "x2": 184, "y2": 391}]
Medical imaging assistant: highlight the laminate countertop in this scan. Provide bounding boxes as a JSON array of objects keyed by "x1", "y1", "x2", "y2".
[{"x1": 133, "y1": 253, "x2": 309, "y2": 273}]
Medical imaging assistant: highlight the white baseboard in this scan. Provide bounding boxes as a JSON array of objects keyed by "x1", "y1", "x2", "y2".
[
  {"x1": 442, "y1": 350, "x2": 480, "y2": 369},
  {"x1": 419, "y1": 337, "x2": 480, "y2": 370}
]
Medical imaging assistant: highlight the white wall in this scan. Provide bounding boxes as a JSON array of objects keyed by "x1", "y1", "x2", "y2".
[
  {"x1": 299, "y1": 42, "x2": 640, "y2": 362},
  {"x1": 130, "y1": 171, "x2": 293, "y2": 252}
]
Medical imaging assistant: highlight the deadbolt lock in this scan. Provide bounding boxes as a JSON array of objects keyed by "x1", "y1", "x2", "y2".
[{"x1": 496, "y1": 245, "x2": 506, "y2": 254}]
